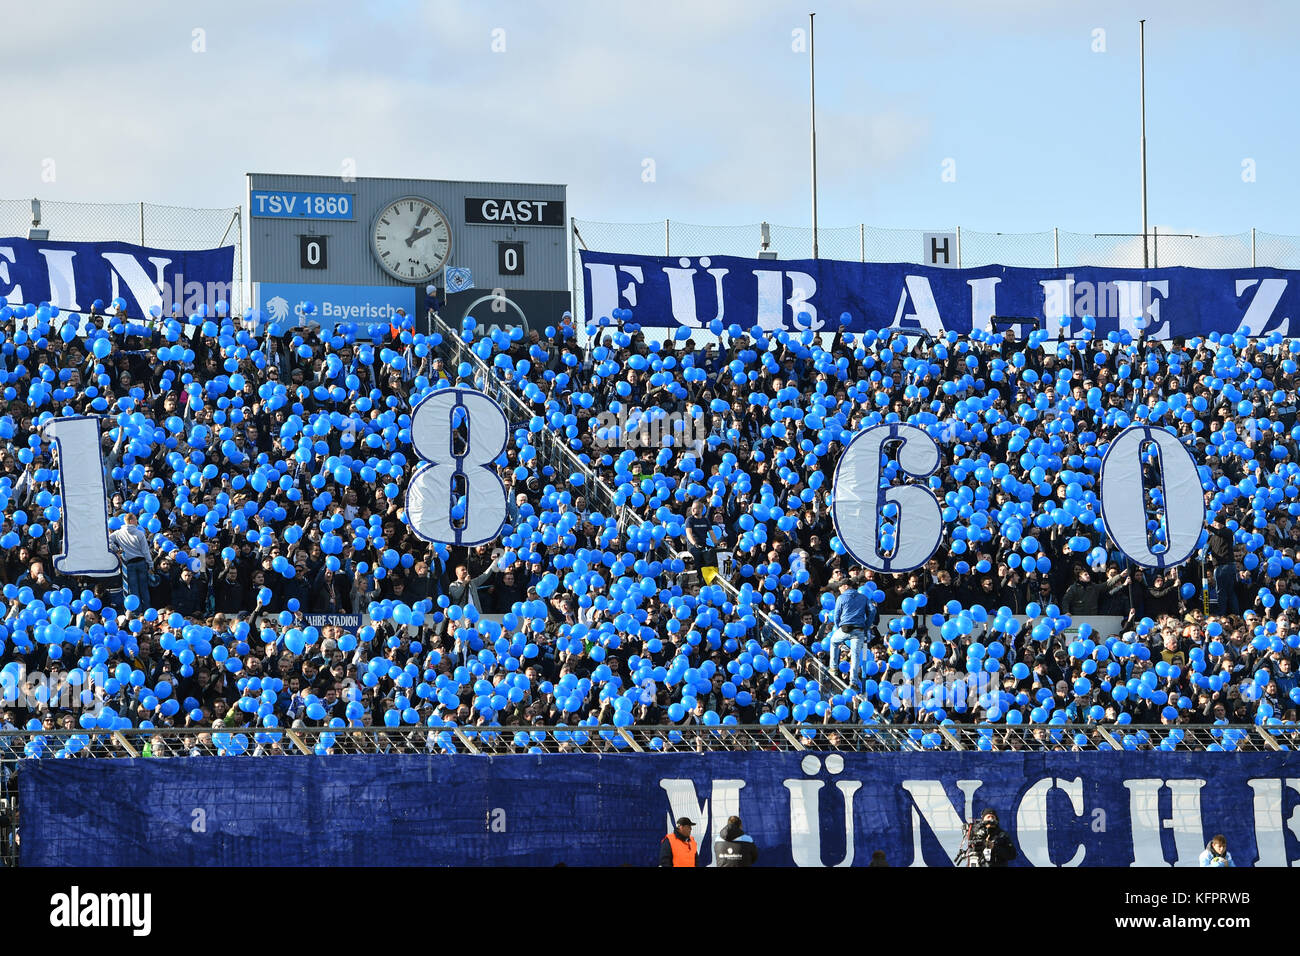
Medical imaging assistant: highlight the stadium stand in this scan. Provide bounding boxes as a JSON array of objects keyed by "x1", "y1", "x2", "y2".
[{"x1": 0, "y1": 296, "x2": 1297, "y2": 778}]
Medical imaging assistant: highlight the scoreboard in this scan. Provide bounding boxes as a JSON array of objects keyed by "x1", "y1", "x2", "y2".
[{"x1": 247, "y1": 172, "x2": 569, "y2": 335}]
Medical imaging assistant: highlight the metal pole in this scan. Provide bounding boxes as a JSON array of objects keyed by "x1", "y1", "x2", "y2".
[
  {"x1": 236, "y1": 207, "x2": 243, "y2": 313},
  {"x1": 809, "y1": 12, "x2": 819, "y2": 259},
  {"x1": 1153, "y1": 224, "x2": 1158, "y2": 269},
  {"x1": 217, "y1": 206, "x2": 243, "y2": 314},
  {"x1": 1139, "y1": 19, "x2": 1149, "y2": 269},
  {"x1": 1251, "y1": 227, "x2": 1256, "y2": 267},
  {"x1": 956, "y1": 225, "x2": 962, "y2": 268},
  {"x1": 570, "y1": 216, "x2": 580, "y2": 339},
  {"x1": 139, "y1": 201, "x2": 145, "y2": 245},
  {"x1": 859, "y1": 223, "x2": 865, "y2": 262},
  {"x1": 1054, "y1": 226, "x2": 1060, "y2": 268},
  {"x1": 665, "y1": 218, "x2": 670, "y2": 256}
]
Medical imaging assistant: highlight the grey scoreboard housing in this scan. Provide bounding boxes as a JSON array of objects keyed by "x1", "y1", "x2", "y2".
[{"x1": 247, "y1": 172, "x2": 569, "y2": 334}]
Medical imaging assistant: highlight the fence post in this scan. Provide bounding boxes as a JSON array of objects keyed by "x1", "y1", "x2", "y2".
[
  {"x1": 1054, "y1": 227, "x2": 1059, "y2": 268},
  {"x1": 859, "y1": 223, "x2": 865, "y2": 262},
  {"x1": 777, "y1": 724, "x2": 807, "y2": 750},
  {"x1": 1153, "y1": 225, "x2": 1158, "y2": 269},
  {"x1": 937, "y1": 725, "x2": 965, "y2": 751},
  {"x1": 139, "y1": 202, "x2": 145, "y2": 245},
  {"x1": 955, "y1": 225, "x2": 962, "y2": 268},
  {"x1": 570, "y1": 216, "x2": 580, "y2": 335},
  {"x1": 664, "y1": 218, "x2": 670, "y2": 256},
  {"x1": 218, "y1": 207, "x2": 243, "y2": 313},
  {"x1": 1252, "y1": 227, "x2": 1256, "y2": 267}
]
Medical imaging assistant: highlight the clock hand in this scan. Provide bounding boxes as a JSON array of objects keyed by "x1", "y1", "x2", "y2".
[{"x1": 404, "y1": 228, "x2": 433, "y2": 247}]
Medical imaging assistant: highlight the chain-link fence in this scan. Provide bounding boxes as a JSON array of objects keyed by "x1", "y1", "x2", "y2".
[
  {"x1": 571, "y1": 219, "x2": 1300, "y2": 332},
  {"x1": 0, "y1": 197, "x2": 243, "y2": 311}
]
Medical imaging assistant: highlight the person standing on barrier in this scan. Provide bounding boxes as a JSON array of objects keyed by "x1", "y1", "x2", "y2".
[
  {"x1": 830, "y1": 576, "x2": 871, "y2": 691},
  {"x1": 659, "y1": 817, "x2": 698, "y2": 867},
  {"x1": 713, "y1": 816, "x2": 758, "y2": 867},
  {"x1": 110, "y1": 511, "x2": 153, "y2": 608},
  {"x1": 1208, "y1": 518, "x2": 1240, "y2": 617}
]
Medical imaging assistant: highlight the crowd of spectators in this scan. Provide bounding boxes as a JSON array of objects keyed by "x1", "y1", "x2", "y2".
[{"x1": 0, "y1": 296, "x2": 1297, "y2": 760}]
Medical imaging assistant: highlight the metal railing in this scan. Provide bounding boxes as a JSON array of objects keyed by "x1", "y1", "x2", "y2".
[
  {"x1": 0, "y1": 722, "x2": 1281, "y2": 866},
  {"x1": 0, "y1": 723, "x2": 1281, "y2": 757},
  {"x1": 427, "y1": 312, "x2": 844, "y2": 693}
]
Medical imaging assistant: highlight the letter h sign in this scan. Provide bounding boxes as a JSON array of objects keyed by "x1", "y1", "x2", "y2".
[{"x1": 923, "y1": 232, "x2": 958, "y2": 269}]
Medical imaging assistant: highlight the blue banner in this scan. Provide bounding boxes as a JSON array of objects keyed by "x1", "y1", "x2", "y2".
[
  {"x1": 0, "y1": 237, "x2": 234, "y2": 319},
  {"x1": 18, "y1": 751, "x2": 1300, "y2": 866},
  {"x1": 580, "y1": 250, "x2": 1299, "y2": 340},
  {"x1": 254, "y1": 282, "x2": 415, "y2": 334},
  {"x1": 249, "y1": 189, "x2": 355, "y2": 220}
]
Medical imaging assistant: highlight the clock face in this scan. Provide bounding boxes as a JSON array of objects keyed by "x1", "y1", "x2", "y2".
[{"x1": 371, "y1": 196, "x2": 452, "y2": 283}]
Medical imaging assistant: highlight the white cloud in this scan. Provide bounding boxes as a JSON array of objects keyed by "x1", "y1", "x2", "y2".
[{"x1": 0, "y1": 0, "x2": 1292, "y2": 245}]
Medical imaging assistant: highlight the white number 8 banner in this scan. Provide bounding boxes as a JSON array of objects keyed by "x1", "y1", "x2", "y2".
[{"x1": 405, "y1": 387, "x2": 509, "y2": 546}]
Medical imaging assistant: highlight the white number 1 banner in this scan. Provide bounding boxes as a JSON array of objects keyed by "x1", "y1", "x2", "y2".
[{"x1": 44, "y1": 416, "x2": 120, "y2": 577}]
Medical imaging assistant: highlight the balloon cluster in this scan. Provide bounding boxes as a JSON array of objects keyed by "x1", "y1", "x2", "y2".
[{"x1": 0, "y1": 296, "x2": 1297, "y2": 757}]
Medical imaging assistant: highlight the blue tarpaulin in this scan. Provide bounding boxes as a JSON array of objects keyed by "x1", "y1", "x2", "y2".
[
  {"x1": 0, "y1": 237, "x2": 234, "y2": 319},
  {"x1": 580, "y1": 250, "x2": 1299, "y2": 340},
  {"x1": 19, "y1": 752, "x2": 1300, "y2": 866}
]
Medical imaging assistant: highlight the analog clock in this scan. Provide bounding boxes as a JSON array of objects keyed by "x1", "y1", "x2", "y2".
[{"x1": 370, "y1": 196, "x2": 452, "y2": 283}]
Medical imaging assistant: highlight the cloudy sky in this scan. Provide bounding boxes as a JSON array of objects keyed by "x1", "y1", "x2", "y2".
[{"x1": 5, "y1": 0, "x2": 1297, "y2": 239}]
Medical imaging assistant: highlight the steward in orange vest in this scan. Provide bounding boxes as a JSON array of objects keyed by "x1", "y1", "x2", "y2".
[{"x1": 659, "y1": 817, "x2": 698, "y2": 867}]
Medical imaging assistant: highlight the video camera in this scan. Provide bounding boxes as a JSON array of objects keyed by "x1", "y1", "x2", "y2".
[{"x1": 954, "y1": 812, "x2": 1004, "y2": 867}]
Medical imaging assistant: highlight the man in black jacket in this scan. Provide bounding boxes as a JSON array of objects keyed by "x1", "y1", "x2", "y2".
[
  {"x1": 956, "y1": 809, "x2": 1017, "y2": 867},
  {"x1": 171, "y1": 565, "x2": 206, "y2": 617},
  {"x1": 1098, "y1": 566, "x2": 1130, "y2": 616},
  {"x1": 1063, "y1": 568, "x2": 1102, "y2": 616},
  {"x1": 309, "y1": 566, "x2": 344, "y2": 613},
  {"x1": 1207, "y1": 518, "x2": 1240, "y2": 616},
  {"x1": 214, "y1": 563, "x2": 248, "y2": 614},
  {"x1": 151, "y1": 556, "x2": 175, "y2": 609},
  {"x1": 713, "y1": 816, "x2": 758, "y2": 867},
  {"x1": 490, "y1": 568, "x2": 527, "y2": 613},
  {"x1": 1145, "y1": 573, "x2": 1182, "y2": 618}
]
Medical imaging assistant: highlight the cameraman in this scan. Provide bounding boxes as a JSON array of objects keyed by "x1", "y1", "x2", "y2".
[{"x1": 961, "y1": 809, "x2": 1018, "y2": 867}]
